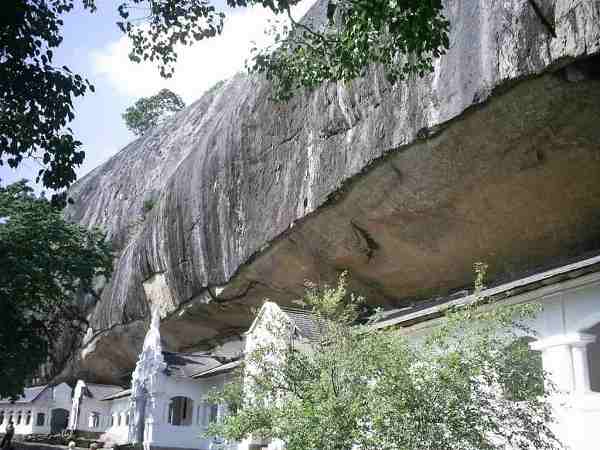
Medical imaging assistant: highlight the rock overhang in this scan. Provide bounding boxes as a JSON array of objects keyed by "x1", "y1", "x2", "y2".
[{"x1": 62, "y1": 0, "x2": 600, "y2": 384}]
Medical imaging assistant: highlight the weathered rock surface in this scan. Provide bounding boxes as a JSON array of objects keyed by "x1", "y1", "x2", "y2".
[{"x1": 64, "y1": 0, "x2": 600, "y2": 383}]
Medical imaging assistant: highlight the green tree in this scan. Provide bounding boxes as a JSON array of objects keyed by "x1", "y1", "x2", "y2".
[
  {"x1": 122, "y1": 89, "x2": 186, "y2": 136},
  {"x1": 1, "y1": 0, "x2": 450, "y2": 192},
  {"x1": 0, "y1": 180, "x2": 112, "y2": 398},
  {"x1": 250, "y1": 0, "x2": 450, "y2": 99},
  {"x1": 1, "y1": 0, "x2": 95, "y2": 194},
  {"x1": 207, "y1": 273, "x2": 559, "y2": 450}
]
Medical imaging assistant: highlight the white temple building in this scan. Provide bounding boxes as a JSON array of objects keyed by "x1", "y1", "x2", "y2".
[
  {"x1": 0, "y1": 383, "x2": 72, "y2": 436},
  {"x1": 370, "y1": 253, "x2": 600, "y2": 450},
  {"x1": 68, "y1": 381, "x2": 126, "y2": 439},
  {"x1": 63, "y1": 302, "x2": 318, "y2": 450},
  {"x1": 65, "y1": 359, "x2": 240, "y2": 450},
  {"x1": 67, "y1": 307, "x2": 242, "y2": 450},
  {"x1": 3, "y1": 254, "x2": 600, "y2": 450},
  {"x1": 237, "y1": 254, "x2": 600, "y2": 450}
]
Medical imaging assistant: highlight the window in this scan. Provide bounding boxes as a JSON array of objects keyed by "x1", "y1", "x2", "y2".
[
  {"x1": 0, "y1": 410, "x2": 4, "y2": 425},
  {"x1": 110, "y1": 414, "x2": 115, "y2": 427},
  {"x1": 26, "y1": 410, "x2": 31, "y2": 425},
  {"x1": 89, "y1": 412, "x2": 100, "y2": 429},
  {"x1": 167, "y1": 396, "x2": 193, "y2": 426},
  {"x1": 125, "y1": 412, "x2": 130, "y2": 426},
  {"x1": 117, "y1": 413, "x2": 121, "y2": 427},
  {"x1": 198, "y1": 402, "x2": 219, "y2": 428},
  {"x1": 209, "y1": 404, "x2": 219, "y2": 424},
  {"x1": 8, "y1": 412, "x2": 13, "y2": 424},
  {"x1": 16, "y1": 411, "x2": 22, "y2": 425},
  {"x1": 36, "y1": 413, "x2": 45, "y2": 426}
]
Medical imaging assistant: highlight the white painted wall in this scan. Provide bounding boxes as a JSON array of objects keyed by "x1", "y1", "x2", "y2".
[
  {"x1": 90, "y1": 371, "x2": 238, "y2": 450},
  {"x1": 0, "y1": 383, "x2": 73, "y2": 436},
  {"x1": 99, "y1": 397, "x2": 131, "y2": 447},
  {"x1": 76, "y1": 397, "x2": 113, "y2": 433},
  {"x1": 238, "y1": 303, "x2": 295, "y2": 450},
  {"x1": 142, "y1": 373, "x2": 236, "y2": 450},
  {"x1": 52, "y1": 383, "x2": 72, "y2": 405},
  {"x1": 239, "y1": 277, "x2": 600, "y2": 450},
  {"x1": 391, "y1": 272, "x2": 600, "y2": 450},
  {"x1": 520, "y1": 273, "x2": 600, "y2": 450},
  {"x1": 5, "y1": 271, "x2": 600, "y2": 450},
  {"x1": 0, "y1": 408, "x2": 35, "y2": 436}
]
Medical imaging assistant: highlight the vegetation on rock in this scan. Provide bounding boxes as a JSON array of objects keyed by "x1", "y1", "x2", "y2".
[
  {"x1": 0, "y1": 180, "x2": 112, "y2": 398},
  {"x1": 251, "y1": 0, "x2": 450, "y2": 100},
  {"x1": 207, "y1": 270, "x2": 558, "y2": 450},
  {"x1": 123, "y1": 89, "x2": 186, "y2": 136},
  {"x1": 205, "y1": 80, "x2": 226, "y2": 97},
  {"x1": 142, "y1": 198, "x2": 157, "y2": 216}
]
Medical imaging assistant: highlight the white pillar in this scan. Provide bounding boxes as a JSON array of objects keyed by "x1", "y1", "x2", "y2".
[
  {"x1": 70, "y1": 380, "x2": 85, "y2": 431},
  {"x1": 531, "y1": 341, "x2": 574, "y2": 392},
  {"x1": 30, "y1": 408, "x2": 36, "y2": 433},
  {"x1": 571, "y1": 334, "x2": 596, "y2": 393},
  {"x1": 531, "y1": 333, "x2": 596, "y2": 394}
]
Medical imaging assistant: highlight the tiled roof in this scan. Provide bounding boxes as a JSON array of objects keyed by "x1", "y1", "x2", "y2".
[
  {"x1": 280, "y1": 307, "x2": 322, "y2": 341},
  {"x1": 101, "y1": 388, "x2": 131, "y2": 401},
  {"x1": 0, "y1": 385, "x2": 47, "y2": 404},
  {"x1": 192, "y1": 360, "x2": 241, "y2": 379},
  {"x1": 163, "y1": 352, "x2": 223, "y2": 378},
  {"x1": 84, "y1": 384, "x2": 124, "y2": 400}
]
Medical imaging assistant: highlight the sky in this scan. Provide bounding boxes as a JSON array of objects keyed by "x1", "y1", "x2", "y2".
[{"x1": 0, "y1": 0, "x2": 316, "y2": 190}]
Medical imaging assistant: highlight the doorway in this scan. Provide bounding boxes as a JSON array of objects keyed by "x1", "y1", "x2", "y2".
[{"x1": 50, "y1": 408, "x2": 69, "y2": 434}]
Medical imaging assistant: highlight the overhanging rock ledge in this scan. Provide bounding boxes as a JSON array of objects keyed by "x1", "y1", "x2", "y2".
[{"x1": 63, "y1": 0, "x2": 600, "y2": 383}]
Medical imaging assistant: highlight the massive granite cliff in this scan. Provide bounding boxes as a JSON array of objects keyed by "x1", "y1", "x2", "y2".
[{"x1": 64, "y1": 0, "x2": 600, "y2": 383}]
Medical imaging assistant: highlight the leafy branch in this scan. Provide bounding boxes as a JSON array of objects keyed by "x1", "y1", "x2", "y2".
[{"x1": 247, "y1": 0, "x2": 451, "y2": 100}]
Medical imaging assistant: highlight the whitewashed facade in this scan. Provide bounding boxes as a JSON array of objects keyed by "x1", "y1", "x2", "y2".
[
  {"x1": 127, "y1": 369, "x2": 234, "y2": 450},
  {"x1": 238, "y1": 255, "x2": 600, "y2": 450},
  {"x1": 6, "y1": 255, "x2": 600, "y2": 450},
  {"x1": 511, "y1": 269, "x2": 600, "y2": 450},
  {"x1": 63, "y1": 363, "x2": 239, "y2": 450},
  {"x1": 68, "y1": 380, "x2": 129, "y2": 441},
  {"x1": 98, "y1": 393, "x2": 132, "y2": 446},
  {"x1": 237, "y1": 303, "x2": 316, "y2": 450},
  {"x1": 372, "y1": 254, "x2": 600, "y2": 450},
  {"x1": 0, "y1": 383, "x2": 72, "y2": 436},
  {"x1": 117, "y1": 299, "x2": 242, "y2": 450}
]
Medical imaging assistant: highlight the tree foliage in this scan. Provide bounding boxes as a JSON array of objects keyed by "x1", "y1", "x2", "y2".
[
  {"x1": 207, "y1": 272, "x2": 559, "y2": 450},
  {"x1": 250, "y1": 0, "x2": 450, "y2": 99},
  {"x1": 0, "y1": 180, "x2": 112, "y2": 398},
  {"x1": 122, "y1": 88, "x2": 186, "y2": 136},
  {"x1": 1, "y1": 0, "x2": 96, "y2": 193},
  {"x1": 1, "y1": 0, "x2": 450, "y2": 190}
]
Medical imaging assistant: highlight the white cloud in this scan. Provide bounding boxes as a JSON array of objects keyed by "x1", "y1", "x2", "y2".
[{"x1": 90, "y1": 0, "x2": 316, "y2": 103}]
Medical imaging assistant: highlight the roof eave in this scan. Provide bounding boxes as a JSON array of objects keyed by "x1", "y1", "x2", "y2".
[{"x1": 372, "y1": 254, "x2": 600, "y2": 330}]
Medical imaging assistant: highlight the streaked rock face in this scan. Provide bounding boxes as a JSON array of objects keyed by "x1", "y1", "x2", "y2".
[{"x1": 63, "y1": 0, "x2": 600, "y2": 383}]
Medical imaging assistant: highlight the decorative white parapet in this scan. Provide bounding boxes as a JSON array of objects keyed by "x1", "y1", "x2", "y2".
[{"x1": 531, "y1": 333, "x2": 596, "y2": 393}]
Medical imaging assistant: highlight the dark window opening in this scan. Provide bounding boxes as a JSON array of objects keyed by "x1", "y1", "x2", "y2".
[
  {"x1": 168, "y1": 396, "x2": 193, "y2": 426},
  {"x1": 584, "y1": 322, "x2": 600, "y2": 392}
]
